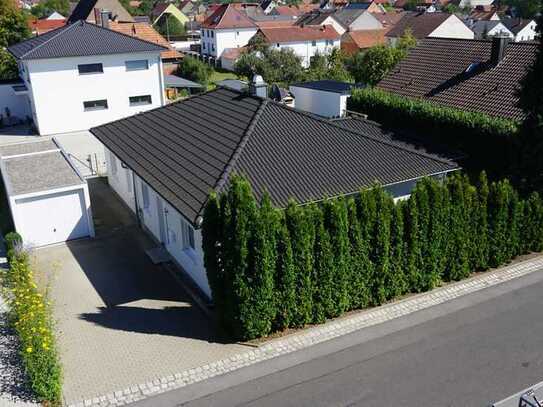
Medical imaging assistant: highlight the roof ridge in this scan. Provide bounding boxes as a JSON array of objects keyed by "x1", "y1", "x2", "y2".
[
  {"x1": 266, "y1": 97, "x2": 455, "y2": 166},
  {"x1": 212, "y1": 98, "x2": 268, "y2": 195},
  {"x1": 19, "y1": 22, "x2": 77, "y2": 59}
]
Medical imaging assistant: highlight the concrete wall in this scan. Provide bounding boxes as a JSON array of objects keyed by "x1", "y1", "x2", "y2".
[
  {"x1": 274, "y1": 39, "x2": 340, "y2": 68},
  {"x1": 429, "y1": 15, "x2": 475, "y2": 40},
  {"x1": 25, "y1": 51, "x2": 164, "y2": 135},
  {"x1": 0, "y1": 82, "x2": 31, "y2": 125},
  {"x1": 105, "y1": 147, "x2": 211, "y2": 298},
  {"x1": 290, "y1": 86, "x2": 348, "y2": 118},
  {"x1": 201, "y1": 27, "x2": 258, "y2": 58}
]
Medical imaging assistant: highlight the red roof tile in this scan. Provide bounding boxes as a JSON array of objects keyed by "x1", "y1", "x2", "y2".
[
  {"x1": 202, "y1": 3, "x2": 257, "y2": 29},
  {"x1": 259, "y1": 25, "x2": 340, "y2": 43},
  {"x1": 28, "y1": 18, "x2": 66, "y2": 35}
]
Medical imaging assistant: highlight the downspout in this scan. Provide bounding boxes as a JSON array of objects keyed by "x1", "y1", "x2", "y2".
[
  {"x1": 158, "y1": 55, "x2": 166, "y2": 106},
  {"x1": 132, "y1": 173, "x2": 141, "y2": 228}
]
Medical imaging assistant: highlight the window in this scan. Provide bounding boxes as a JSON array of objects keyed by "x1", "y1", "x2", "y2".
[
  {"x1": 211, "y1": 31, "x2": 214, "y2": 38},
  {"x1": 141, "y1": 182, "x2": 150, "y2": 209},
  {"x1": 129, "y1": 95, "x2": 152, "y2": 106},
  {"x1": 211, "y1": 44, "x2": 215, "y2": 52},
  {"x1": 326, "y1": 39, "x2": 334, "y2": 46},
  {"x1": 125, "y1": 59, "x2": 149, "y2": 71},
  {"x1": 311, "y1": 40, "x2": 317, "y2": 46},
  {"x1": 276, "y1": 43, "x2": 280, "y2": 47},
  {"x1": 83, "y1": 99, "x2": 108, "y2": 111},
  {"x1": 109, "y1": 151, "x2": 118, "y2": 175},
  {"x1": 78, "y1": 63, "x2": 103, "y2": 75},
  {"x1": 203, "y1": 42, "x2": 206, "y2": 50},
  {"x1": 181, "y1": 218, "x2": 195, "y2": 250}
]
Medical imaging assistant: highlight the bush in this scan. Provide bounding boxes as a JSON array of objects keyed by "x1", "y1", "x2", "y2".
[
  {"x1": 348, "y1": 88, "x2": 520, "y2": 178},
  {"x1": 203, "y1": 173, "x2": 543, "y2": 340},
  {"x1": 177, "y1": 56, "x2": 213, "y2": 87},
  {"x1": 3, "y1": 250, "x2": 62, "y2": 403}
]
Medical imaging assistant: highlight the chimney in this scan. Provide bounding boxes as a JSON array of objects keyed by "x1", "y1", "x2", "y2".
[
  {"x1": 490, "y1": 35, "x2": 509, "y2": 64},
  {"x1": 100, "y1": 9, "x2": 110, "y2": 28},
  {"x1": 249, "y1": 75, "x2": 267, "y2": 98}
]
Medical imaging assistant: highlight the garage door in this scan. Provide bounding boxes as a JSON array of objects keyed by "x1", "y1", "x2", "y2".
[{"x1": 15, "y1": 189, "x2": 89, "y2": 247}]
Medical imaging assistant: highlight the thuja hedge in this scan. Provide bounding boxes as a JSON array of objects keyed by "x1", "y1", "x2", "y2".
[
  {"x1": 202, "y1": 174, "x2": 543, "y2": 341},
  {"x1": 3, "y1": 233, "x2": 62, "y2": 404},
  {"x1": 348, "y1": 88, "x2": 520, "y2": 177}
]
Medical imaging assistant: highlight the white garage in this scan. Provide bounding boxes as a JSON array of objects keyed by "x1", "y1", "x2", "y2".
[{"x1": 0, "y1": 139, "x2": 94, "y2": 248}]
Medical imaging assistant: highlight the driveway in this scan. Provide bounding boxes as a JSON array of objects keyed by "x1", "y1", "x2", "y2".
[
  {"x1": 32, "y1": 178, "x2": 245, "y2": 405},
  {"x1": 0, "y1": 125, "x2": 105, "y2": 176}
]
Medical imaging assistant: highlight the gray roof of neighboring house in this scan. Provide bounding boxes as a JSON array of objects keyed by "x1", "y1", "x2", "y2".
[
  {"x1": 68, "y1": 0, "x2": 134, "y2": 23},
  {"x1": 90, "y1": 87, "x2": 458, "y2": 226},
  {"x1": 333, "y1": 8, "x2": 367, "y2": 28},
  {"x1": 0, "y1": 140, "x2": 84, "y2": 196},
  {"x1": 295, "y1": 10, "x2": 335, "y2": 26},
  {"x1": 8, "y1": 20, "x2": 167, "y2": 60},
  {"x1": 164, "y1": 75, "x2": 203, "y2": 88},
  {"x1": 291, "y1": 80, "x2": 362, "y2": 94},
  {"x1": 471, "y1": 20, "x2": 508, "y2": 37},
  {"x1": 502, "y1": 17, "x2": 534, "y2": 34}
]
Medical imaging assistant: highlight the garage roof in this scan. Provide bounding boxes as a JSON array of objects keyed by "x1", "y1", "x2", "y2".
[{"x1": 0, "y1": 139, "x2": 85, "y2": 196}]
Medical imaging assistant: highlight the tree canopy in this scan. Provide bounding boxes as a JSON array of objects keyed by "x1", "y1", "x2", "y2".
[
  {"x1": 177, "y1": 56, "x2": 213, "y2": 86},
  {"x1": 156, "y1": 14, "x2": 186, "y2": 39},
  {"x1": 30, "y1": 0, "x2": 70, "y2": 18},
  {"x1": 505, "y1": 0, "x2": 540, "y2": 18},
  {"x1": 0, "y1": 0, "x2": 30, "y2": 80}
]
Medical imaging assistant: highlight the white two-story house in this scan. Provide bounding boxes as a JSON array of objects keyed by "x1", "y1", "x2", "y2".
[
  {"x1": 8, "y1": 20, "x2": 167, "y2": 135},
  {"x1": 200, "y1": 3, "x2": 258, "y2": 60},
  {"x1": 255, "y1": 25, "x2": 341, "y2": 68}
]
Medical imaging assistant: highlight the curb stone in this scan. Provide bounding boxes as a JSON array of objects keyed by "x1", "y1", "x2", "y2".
[{"x1": 68, "y1": 255, "x2": 543, "y2": 407}]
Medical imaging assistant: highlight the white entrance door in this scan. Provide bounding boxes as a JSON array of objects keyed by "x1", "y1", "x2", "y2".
[{"x1": 16, "y1": 189, "x2": 89, "y2": 247}]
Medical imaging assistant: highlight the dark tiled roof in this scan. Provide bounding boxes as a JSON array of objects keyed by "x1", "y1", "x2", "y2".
[
  {"x1": 91, "y1": 88, "x2": 457, "y2": 226},
  {"x1": 502, "y1": 18, "x2": 534, "y2": 34},
  {"x1": 295, "y1": 10, "x2": 335, "y2": 26},
  {"x1": 290, "y1": 80, "x2": 360, "y2": 94},
  {"x1": 386, "y1": 11, "x2": 452, "y2": 38},
  {"x1": 377, "y1": 37, "x2": 537, "y2": 121},
  {"x1": 333, "y1": 8, "x2": 367, "y2": 29},
  {"x1": 68, "y1": 0, "x2": 134, "y2": 23},
  {"x1": 8, "y1": 20, "x2": 167, "y2": 60}
]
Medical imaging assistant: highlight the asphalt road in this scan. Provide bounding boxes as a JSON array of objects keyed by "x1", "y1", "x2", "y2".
[{"x1": 135, "y1": 269, "x2": 543, "y2": 407}]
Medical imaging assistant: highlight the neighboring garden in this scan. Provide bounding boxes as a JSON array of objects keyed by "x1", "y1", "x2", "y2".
[
  {"x1": 203, "y1": 173, "x2": 543, "y2": 341},
  {"x1": 1, "y1": 233, "x2": 62, "y2": 405}
]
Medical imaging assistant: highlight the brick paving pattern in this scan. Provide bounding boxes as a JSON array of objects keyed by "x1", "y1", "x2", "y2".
[{"x1": 69, "y1": 255, "x2": 543, "y2": 407}]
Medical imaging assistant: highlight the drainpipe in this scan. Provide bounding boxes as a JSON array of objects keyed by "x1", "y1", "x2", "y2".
[{"x1": 132, "y1": 173, "x2": 141, "y2": 228}]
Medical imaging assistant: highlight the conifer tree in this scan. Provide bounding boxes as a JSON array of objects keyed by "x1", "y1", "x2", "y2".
[
  {"x1": 445, "y1": 176, "x2": 470, "y2": 281},
  {"x1": 346, "y1": 198, "x2": 372, "y2": 309},
  {"x1": 488, "y1": 180, "x2": 512, "y2": 267},
  {"x1": 285, "y1": 200, "x2": 315, "y2": 327},
  {"x1": 475, "y1": 172, "x2": 490, "y2": 270},
  {"x1": 324, "y1": 199, "x2": 351, "y2": 314},
  {"x1": 369, "y1": 188, "x2": 392, "y2": 304},
  {"x1": 388, "y1": 200, "x2": 407, "y2": 298},
  {"x1": 274, "y1": 215, "x2": 297, "y2": 330},
  {"x1": 244, "y1": 192, "x2": 278, "y2": 338},
  {"x1": 404, "y1": 194, "x2": 423, "y2": 291},
  {"x1": 312, "y1": 205, "x2": 335, "y2": 323}
]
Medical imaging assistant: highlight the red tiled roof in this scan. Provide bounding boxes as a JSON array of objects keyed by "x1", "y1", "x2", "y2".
[
  {"x1": 109, "y1": 21, "x2": 182, "y2": 60},
  {"x1": 259, "y1": 25, "x2": 340, "y2": 43},
  {"x1": 255, "y1": 19, "x2": 296, "y2": 28},
  {"x1": 341, "y1": 29, "x2": 386, "y2": 53},
  {"x1": 202, "y1": 3, "x2": 257, "y2": 29},
  {"x1": 28, "y1": 18, "x2": 66, "y2": 35},
  {"x1": 370, "y1": 11, "x2": 405, "y2": 32},
  {"x1": 221, "y1": 46, "x2": 246, "y2": 60}
]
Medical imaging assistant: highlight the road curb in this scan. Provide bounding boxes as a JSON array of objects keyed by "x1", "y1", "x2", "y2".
[{"x1": 68, "y1": 255, "x2": 543, "y2": 407}]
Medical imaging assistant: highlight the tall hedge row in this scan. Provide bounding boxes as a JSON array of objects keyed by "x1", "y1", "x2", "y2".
[
  {"x1": 202, "y1": 173, "x2": 543, "y2": 341},
  {"x1": 348, "y1": 88, "x2": 520, "y2": 179}
]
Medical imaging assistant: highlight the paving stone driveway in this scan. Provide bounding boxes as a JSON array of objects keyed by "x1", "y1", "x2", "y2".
[{"x1": 31, "y1": 178, "x2": 245, "y2": 405}]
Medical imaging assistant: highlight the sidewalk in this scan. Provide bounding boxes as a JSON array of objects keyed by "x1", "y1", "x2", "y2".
[{"x1": 70, "y1": 254, "x2": 543, "y2": 407}]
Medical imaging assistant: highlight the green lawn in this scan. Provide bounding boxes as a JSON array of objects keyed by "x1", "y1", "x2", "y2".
[{"x1": 207, "y1": 69, "x2": 244, "y2": 90}]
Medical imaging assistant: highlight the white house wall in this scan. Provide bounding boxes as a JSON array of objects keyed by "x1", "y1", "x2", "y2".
[
  {"x1": 429, "y1": 15, "x2": 475, "y2": 39},
  {"x1": 515, "y1": 21, "x2": 537, "y2": 41},
  {"x1": 323, "y1": 16, "x2": 347, "y2": 35},
  {"x1": 0, "y1": 83, "x2": 31, "y2": 123},
  {"x1": 201, "y1": 28, "x2": 258, "y2": 58},
  {"x1": 290, "y1": 86, "x2": 347, "y2": 117},
  {"x1": 274, "y1": 39, "x2": 340, "y2": 68},
  {"x1": 26, "y1": 51, "x2": 164, "y2": 135},
  {"x1": 105, "y1": 147, "x2": 211, "y2": 298}
]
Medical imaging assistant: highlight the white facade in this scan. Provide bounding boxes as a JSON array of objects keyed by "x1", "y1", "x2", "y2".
[
  {"x1": 428, "y1": 15, "x2": 475, "y2": 39},
  {"x1": 513, "y1": 20, "x2": 537, "y2": 41},
  {"x1": 290, "y1": 85, "x2": 348, "y2": 118},
  {"x1": 273, "y1": 38, "x2": 340, "y2": 68},
  {"x1": 19, "y1": 51, "x2": 164, "y2": 135},
  {"x1": 201, "y1": 27, "x2": 258, "y2": 58},
  {"x1": 320, "y1": 15, "x2": 348, "y2": 35},
  {"x1": 482, "y1": 22, "x2": 514, "y2": 39},
  {"x1": 0, "y1": 82, "x2": 31, "y2": 125},
  {"x1": 459, "y1": 0, "x2": 493, "y2": 8},
  {"x1": 106, "y1": 148, "x2": 211, "y2": 298}
]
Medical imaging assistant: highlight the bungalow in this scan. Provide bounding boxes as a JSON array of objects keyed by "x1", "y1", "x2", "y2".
[
  {"x1": 7, "y1": 19, "x2": 167, "y2": 135},
  {"x1": 377, "y1": 36, "x2": 537, "y2": 121},
  {"x1": 90, "y1": 85, "x2": 458, "y2": 298},
  {"x1": 386, "y1": 12, "x2": 474, "y2": 43},
  {"x1": 254, "y1": 25, "x2": 341, "y2": 67}
]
